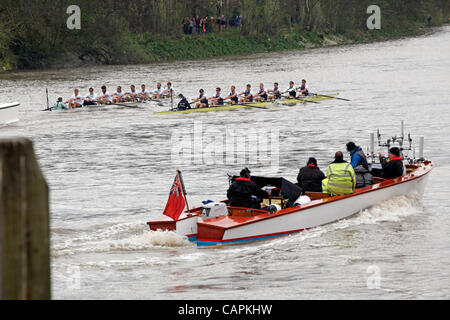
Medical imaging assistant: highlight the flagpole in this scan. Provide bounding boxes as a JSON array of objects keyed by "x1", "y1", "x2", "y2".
[{"x1": 177, "y1": 169, "x2": 190, "y2": 213}]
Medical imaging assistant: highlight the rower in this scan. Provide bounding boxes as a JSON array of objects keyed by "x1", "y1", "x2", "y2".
[
  {"x1": 97, "y1": 85, "x2": 112, "y2": 104},
  {"x1": 112, "y1": 86, "x2": 125, "y2": 103},
  {"x1": 138, "y1": 84, "x2": 151, "y2": 101},
  {"x1": 224, "y1": 85, "x2": 239, "y2": 104},
  {"x1": 282, "y1": 81, "x2": 297, "y2": 98},
  {"x1": 209, "y1": 87, "x2": 224, "y2": 106},
  {"x1": 83, "y1": 88, "x2": 98, "y2": 106},
  {"x1": 65, "y1": 89, "x2": 83, "y2": 109},
  {"x1": 254, "y1": 83, "x2": 268, "y2": 102},
  {"x1": 239, "y1": 84, "x2": 253, "y2": 103},
  {"x1": 192, "y1": 89, "x2": 209, "y2": 108},
  {"x1": 297, "y1": 79, "x2": 310, "y2": 96},
  {"x1": 125, "y1": 85, "x2": 138, "y2": 101},
  {"x1": 152, "y1": 82, "x2": 164, "y2": 99},
  {"x1": 268, "y1": 82, "x2": 281, "y2": 100},
  {"x1": 164, "y1": 82, "x2": 176, "y2": 98}
]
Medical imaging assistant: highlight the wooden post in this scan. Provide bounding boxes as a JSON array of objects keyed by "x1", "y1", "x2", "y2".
[{"x1": 0, "y1": 138, "x2": 50, "y2": 300}]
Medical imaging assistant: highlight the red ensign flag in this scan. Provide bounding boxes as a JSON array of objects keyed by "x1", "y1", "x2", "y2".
[{"x1": 162, "y1": 172, "x2": 186, "y2": 221}]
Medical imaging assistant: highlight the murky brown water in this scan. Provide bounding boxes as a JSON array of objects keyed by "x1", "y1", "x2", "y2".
[{"x1": 0, "y1": 26, "x2": 449, "y2": 299}]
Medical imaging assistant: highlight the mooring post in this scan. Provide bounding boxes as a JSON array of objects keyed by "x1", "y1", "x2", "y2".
[{"x1": 0, "y1": 138, "x2": 50, "y2": 300}]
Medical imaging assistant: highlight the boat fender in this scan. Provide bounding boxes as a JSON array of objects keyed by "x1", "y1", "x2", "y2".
[
  {"x1": 295, "y1": 195, "x2": 311, "y2": 206},
  {"x1": 268, "y1": 204, "x2": 281, "y2": 214}
]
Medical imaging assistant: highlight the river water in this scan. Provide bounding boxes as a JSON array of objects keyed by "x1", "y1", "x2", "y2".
[{"x1": 1, "y1": 26, "x2": 449, "y2": 300}]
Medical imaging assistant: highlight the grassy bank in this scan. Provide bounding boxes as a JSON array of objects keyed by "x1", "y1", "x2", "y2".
[{"x1": 122, "y1": 21, "x2": 444, "y2": 64}]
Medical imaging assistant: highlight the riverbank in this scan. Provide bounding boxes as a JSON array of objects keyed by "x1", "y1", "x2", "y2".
[
  {"x1": 1, "y1": 0, "x2": 448, "y2": 72},
  {"x1": 48, "y1": 21, "x2": 446, "y2": 69}
]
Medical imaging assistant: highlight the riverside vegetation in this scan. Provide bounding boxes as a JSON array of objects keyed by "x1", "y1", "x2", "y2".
[{"x1": 0, "y1": 0, "x2": 449, "y2": 71}]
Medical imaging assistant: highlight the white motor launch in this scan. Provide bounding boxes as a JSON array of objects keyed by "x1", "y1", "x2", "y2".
[{"x1": 201, "y1": 202, "x2": 228, "y2": 220}]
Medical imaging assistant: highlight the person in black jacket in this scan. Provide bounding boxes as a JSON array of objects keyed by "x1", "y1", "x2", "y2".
[
  {"x1": 379, "y1": 147, "x2": 406, "y2": 179},
  {"x1": 297, "y1": 157, "x2": 325, "y2": 193},
  {"x1": 177, "y1": 94, "x2": 191, "y2": 110},
  {"x1": 227, "y1": 168, "x2": 269, "y2": 209}
]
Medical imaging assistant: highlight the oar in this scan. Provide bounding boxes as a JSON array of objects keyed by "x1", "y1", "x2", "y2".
[{"x1": 312, "y1": 93, "x2": 351, "y2": 101}]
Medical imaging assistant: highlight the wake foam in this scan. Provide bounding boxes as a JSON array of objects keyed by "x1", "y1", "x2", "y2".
[
  {"x1": 332, "y1": 194, "x2": 420, "y2": 230},
  {"x1": 52, "y1": 226, "x2": 192, "y2": 257}
]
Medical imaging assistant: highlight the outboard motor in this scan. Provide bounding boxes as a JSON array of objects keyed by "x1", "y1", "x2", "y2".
[{"x1": 201, "y1": 202, "x2": 228, "y2": 220}]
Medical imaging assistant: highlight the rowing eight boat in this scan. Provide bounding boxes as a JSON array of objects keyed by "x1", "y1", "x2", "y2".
[{"x1": 153, "y1": 93, "x2": 339, "y2": 115}]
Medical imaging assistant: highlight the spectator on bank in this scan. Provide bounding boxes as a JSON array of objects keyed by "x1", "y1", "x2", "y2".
[
  {"x1": 195, "y1": 15, "x2": 201, "y2": 34},
  {"x1": 217, "y1": 15, "x2": 226, "y2": 32},
  {"x1": 236, "y1": 16, "x2": 242, "y2": 27},
  {"x1": 209, "y1": 17, "x2": 215, "y2": 32}
]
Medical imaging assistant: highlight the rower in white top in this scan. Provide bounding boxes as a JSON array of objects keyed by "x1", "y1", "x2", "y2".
[
  {"x1": 254, "y1": 83, "x2": 268, "y2": 102},
  {"x1": 223, "y1": 85, "x2": 239, "y2": 105},
  {"x1": 282, "y1": 81, "x2": 297, "y2": 98},
  {"x1": 268, "y1": 82, "x2": 282, "y2": 100},
  {"x1": 137, "y1": 84, "x2": 151, "y2": 101},
  {"x1": 97, "y1": 86, "x2": 113, "y2": 104},
  {"x1": 152, "y1": 82, "x2": 165, "y2": 99},
  {"x1": 209, "y1": 87, "x2": 224, "y2": 106},
  {"x1": 239, "y1": 84, "x2": 254, "y2": 103},
  {"x1": 112, "y1": 86, "x2": 126, "y2": 103},
  {"x1": 125, "y1": 85, "x2": 138, "y2": 101},
  {"x1": 65, "y1": 89, "x2": 83, "y2": 109},
  {"x1": 83, "y1": 88, "x2": 98, "y2": 106},
  {"x1": 296, "y1": 79, "x2": 310, "y2": 97},
  {"x1": 163, "y1": 82, "x2": 176, "y2": 99}
]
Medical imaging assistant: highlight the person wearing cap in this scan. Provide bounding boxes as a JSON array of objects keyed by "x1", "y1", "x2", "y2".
[
  {"x1": 191, "y1": 89, "x2": 209, "y2": 108},
  {"x1": 297, "y1": 157, "x2": 325, "y2": 193},
  {"x1": 346, "y1": 142, "x2": 373, "y2": 188},
  {"x1": 322, "y1": 151, "x2": 356, "y2": 195},
  {"x1": 379, "y1": 147, "x2": 406, "y2": 179},
  {"x1": 227, "y1": 168, "x2": 269, "y2": 209},
  {"x1": 177, "y1": 94, "x2": 191, "y2": 111}
]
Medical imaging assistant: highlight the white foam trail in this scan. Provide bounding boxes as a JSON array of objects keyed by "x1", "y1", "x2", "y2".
[
  {"x1": 52, "y1": 229, "x2": 192, "y2": 257},
  {"x1": 331, "y1": 195, "x2": 420, "y2": 230},
  {"x1": 109, "y1": 230, "x2": 192, "y2": 250},
  {"x1": 222, "y1": 195, "x2": 421, "y2": 252}
]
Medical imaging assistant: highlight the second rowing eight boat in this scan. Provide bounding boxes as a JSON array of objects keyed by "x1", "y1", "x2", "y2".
[{"x1": 153, "y1": 93, "x2": 339, "y2": 115}]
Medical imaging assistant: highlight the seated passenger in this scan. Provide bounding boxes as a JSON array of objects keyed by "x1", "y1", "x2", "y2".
[
  {"x1": 297, "y1": 157, "x2": 325, "y2": 193},
  {"x1": 379, "y1": 147, "x2": 406, "y2": 179},
  {"x1": 346, "y1": 141, "x2": 373, "y2": 188},
  {"x1": 322, "y1": 151, "x2": 356, "y2": 195},
  {"x1": 227, "y1": 168, "x2": 269, "y2": 209}
]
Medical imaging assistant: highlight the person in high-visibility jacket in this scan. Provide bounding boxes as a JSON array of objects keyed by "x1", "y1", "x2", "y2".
[{"x1": 322, "y1": 151, "x2": 356, "y2": 195}]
